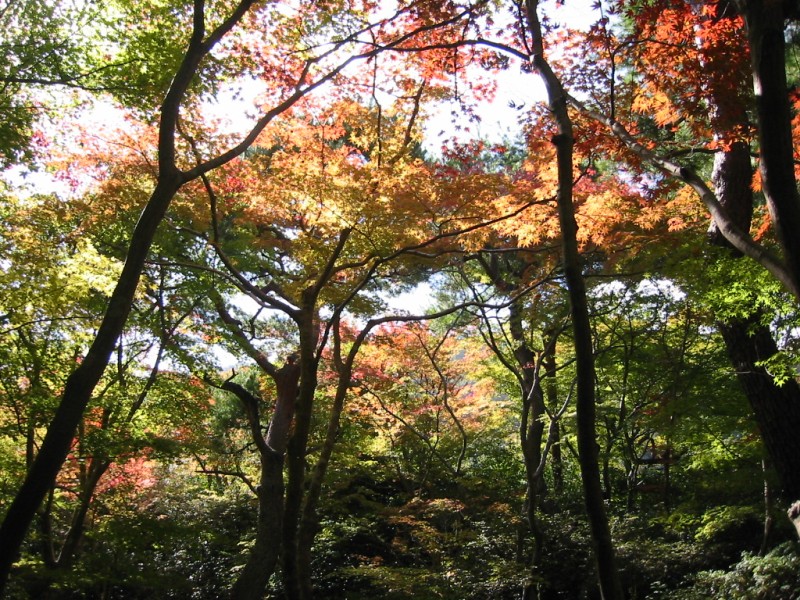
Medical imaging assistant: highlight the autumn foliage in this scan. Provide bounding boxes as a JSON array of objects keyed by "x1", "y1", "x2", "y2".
[{"x1": 3, "y1": 0, "x2": 800, "y2": 598}]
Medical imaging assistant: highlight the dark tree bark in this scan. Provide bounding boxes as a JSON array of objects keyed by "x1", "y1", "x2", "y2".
[
  {"x1": 525, "y1": 1, "x2": 623, "y2": 598},
  {"x1": 294, "y1": 319, "x2": 374, "y2": 600},
  {"x1": 282, "y1": 308, "x2": 320, "y2": 600},
  {"x1": 295, "y1": 329, "x2": 351, "y2": 600},
  {"x1": 707, "y1": 113, "x2": 800, "y2": 505},
  {"x1": 232, "y1": 451, "x2": 285, "y2": 600},
  {"x1": 224, "y1": 368, "x2": 300, "y2": 600},
  {"x1": 0, "y1": 2, "x2": 260, "y2": 590},
  {"x1": 213, "y1": 295, "x2": 305, "y2": 599},
  {"x1": 737, "y1": 0, "x2": 800, "y2": 293},
  {"x1": 719, "y1": 319, "x2": 800, "y2": 501},
  {"x1": 213, "y1": 227, "x2": 357, "y2": 600}
]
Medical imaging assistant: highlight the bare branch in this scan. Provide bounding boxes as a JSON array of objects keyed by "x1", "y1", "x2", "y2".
[{"x1": 566, "y1": 94, "x2": 800, "y2": 301}]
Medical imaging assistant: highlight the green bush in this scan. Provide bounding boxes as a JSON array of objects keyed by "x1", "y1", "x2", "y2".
[{"x1": 666, "y1": 542, "x2": 800, "y2": 600}]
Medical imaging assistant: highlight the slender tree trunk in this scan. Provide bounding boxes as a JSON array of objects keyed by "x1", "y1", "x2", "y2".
[
  {"x1": 760, "y1": 458, "x2": 774, "y2": 555},
  {"x1": 289, "y1": 314, "x2": 407, "y2": 600},
  {"x1": 524, "y1": 2, "x2": 623, "y2": 597},
  {"x1": 476, "y1": 254, "x2": 552, "y2": 592},
  {"x1": 0, "y1": 174, "x2": 182, "y2": 588},
  {"x1": 296, "y1": 451, "x2": 328, "y2": 600},
  {"x1": 519, "y1": 362, "x2": 547, "y2": 599},
  {"x1": 543, "y1": 348, "x2": 564, "y2": 497},
  {"x1": 56, "y1": 459, "x2": 111, "y2": 569},
  {"x1": 505, "y1": 298, "x2": 549, "y2": 597},
  {"x1": 295, "y1": 334, "x2": 356, "y2": 600}
]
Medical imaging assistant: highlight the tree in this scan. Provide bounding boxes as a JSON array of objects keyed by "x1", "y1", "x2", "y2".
[
  {"x1": 151, "y1": 82, "x2": 534, "y2": 596},
  {"x1": 553, "y1": 0, "x2": 800, "y2": 515},
  {"x1": 0, "y1": 2, "x2": 261, "y2": 585},
  {"x1": 0, "y1": 0, "x2": 494, "y2": 589},
  {"x1": 521, "y1": 2, "x2": 623, "y2": 596},
  {"x1": 8, "y1": 0, "x2": 800, "y2": 595}
]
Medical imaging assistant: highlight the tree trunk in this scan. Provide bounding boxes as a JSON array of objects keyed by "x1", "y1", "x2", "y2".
[
  {"x1": 543, "y1": 348, "x2": 564, "y2": 498},
  {"x1": 761, "y1": 458, "x2": 775, "y2": 554},
  {"x1": 524, "y1": 2, "x2": 623, "y2": 597},
  {"x1": 708, "y1": 131, "x2": 800, "y2": 504},
  {"x1": 56, "y1": 459, "x2": 111, "y2": 569},
  {"x1": 230, "y1": 452, "x2": 285, "y2": 600},
  {"x1": 0, "y1": 174, "x2": 182, "y2": 589},
  {"x1": 519, "y1": 352, "x2": 547, "y2": 598},
  {"x1": 719, "y1": 318, "x2": 800, "y2": 500},
  {"x1": 708, "y1": 142, "x2": 753, "y2": 249},
  {"x1": 295, "y1": 329, "x2": 356, "y2": 600},
  {"x1": 739, "y1": 0, "x2": 800, "y2": 292},
  {"x1": 282, "y1": 312, "x2": 319, "y2": 600},
  {"x1": 224, "y1": 360, "x2": 300, "y2": 600}
]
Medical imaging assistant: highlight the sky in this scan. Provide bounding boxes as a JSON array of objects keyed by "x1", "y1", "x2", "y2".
[
  {"x1": 4, "y1": 0, "x2": 604, "y2": 345},
  {"x1": 416, "y1": 0, "x2": 599, "y2": 155}
]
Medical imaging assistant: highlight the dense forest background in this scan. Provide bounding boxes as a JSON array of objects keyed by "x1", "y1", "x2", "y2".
[{"x1": 2, "y1": 0, "x2": 800, "y2": 598}]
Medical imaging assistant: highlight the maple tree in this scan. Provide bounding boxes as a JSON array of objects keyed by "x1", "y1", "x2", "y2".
[
  {"x1": 149, "y1": 79, "x2": 539, "y2": 597},
  {"x1": 539, "y1": 0, "x2": 800, "y2": 529},
  {"x1": 354, "y1": 321, "x2": 502, "y2": 486},
  {"x1": 0, "y1": 0, "x2": 511, "y2": 589}
]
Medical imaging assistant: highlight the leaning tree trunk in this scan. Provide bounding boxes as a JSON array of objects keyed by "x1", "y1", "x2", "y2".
[
  {"x1": 0, "y1": 2, "x2": 260, "y2": 590},
  {"x1": 0, "y1": 174, "x2": 182, "y2": 589},
  {"x1": 525, "y1": 1, "x2": 623, "y2": 598}
]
